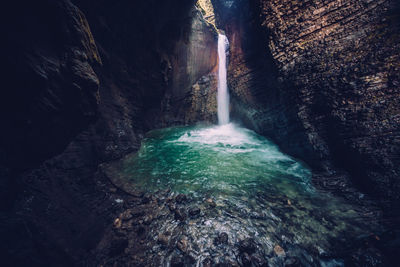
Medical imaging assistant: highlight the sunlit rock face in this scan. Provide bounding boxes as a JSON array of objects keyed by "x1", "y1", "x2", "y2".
[{"x1": 213, "y1": 0, "x2": 400, "y2": 201}]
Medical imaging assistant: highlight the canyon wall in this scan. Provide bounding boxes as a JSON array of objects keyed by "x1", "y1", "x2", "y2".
[
  {"x1": 0, "y1": 0, "x2": 218, "y2": 265},
  {"x1": 257, "y1": 0, "x2": 400, "y2": 201},
  {"x1": 213, "y1": 0, "x2": 400, "y2": 201}
]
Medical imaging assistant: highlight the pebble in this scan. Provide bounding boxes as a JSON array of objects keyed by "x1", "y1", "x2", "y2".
[
  {"x1": 113, "y1": 218, "x2": 122, "y2": 228},
  {"x1": 158, "y1": 233, "x2": 169, "y2": 246},
  {"x1": 189, "y1": 206, "x2": 201, "y2": 217},
  {"x1": 176, "y1": 194, "x2": 188, "y2": 204},
  {"x1": 215, "y1": 232, "x2": 229, "y2": 245},
  {"x1": 177, "y1": 237, "x2": 188, "y2": 252},
  {"x1": 274, "y1": 245, "x2": 285, "y2": 256},
  {"x1": 240, "y1": 252, "x2": 252, "y2": 266},
  {"x1": 206, "y1": 198, "x2": 216, "y2": 208},
  {"x1": 174, "y1": 208, "x2": 187, "y2": 221}
]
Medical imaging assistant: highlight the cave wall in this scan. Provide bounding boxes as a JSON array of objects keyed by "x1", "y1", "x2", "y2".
[
  {"x1": 213, "y1": 0, "x2": 400, "y2": 201},
  {"x1": 0, "y1": 0, "x2": 101, "y2": 171},
  {"x1": 0, "y1": 0, "x2": 218, "y2": 265}
]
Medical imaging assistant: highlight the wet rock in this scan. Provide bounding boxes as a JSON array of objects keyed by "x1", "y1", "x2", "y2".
[
  {"x1": 176, "y1": 194, "x2": 188, "y2": 204},
  {"x1": 121, "y1": 210, "x2": 133, "y2": 221},
  {"x1": 184, "y1": 253, "x2": 196, "y2": 265},
  {"x1": 175, "y1": 208, "x2": 187, "y2": 221},
  {"x1": 168, "y1": 202, "x2": 177, "y2": 211},
  {"x1": 142, "y1": 194, "x2": 152, "y2": 204},
  {"x1": 206, "y1": 198, "x2": 216, "y2": 208},
  {"x1": 158, "y1": 233, "x2": 169, "y2": 246},
  {"x1": 284, "y1": 257, "x2": 300, "y2": 267},
  {"x1": 274, "y1": 245, "x2": 285, "y2": 257},
  {"x1": 251, "y1": 254, "x2": 267, "y2": 266},
  {"x1": 113, "y1": 218, "x2": 122, "y2": 229},
  {"x1": 215, "y1": 232, "x2": 229, "y2": 245},
  {"x1": 177, "y1": 236, "x2": 188, "y2": 252},
  {"x1": 240, "y1": 252, "x2": 252, "y2": 266},
  {"x1": 203, "y1": 257, "x2": 213, "y2": 267},
  {"x1": 143, "y1": 215, "x2": 153, "y2": 225},
  {"x1": 189, "y1": 206, "x2": 201, "y2": 217},
  {"x1": 171, "y1": 254, "x2": 185, "y2": 267},
  {"x1": 238, "y1": 238, "x2": 257, "y2": 254}
]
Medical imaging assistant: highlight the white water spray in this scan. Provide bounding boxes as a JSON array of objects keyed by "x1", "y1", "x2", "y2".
[{"x1": 217, "y1": 34, "x2": 230, "y2": 125}]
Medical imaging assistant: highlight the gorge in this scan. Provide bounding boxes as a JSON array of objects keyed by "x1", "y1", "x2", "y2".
[{"x1": 0, "y1": 0, "x2": 399, "y2": 266}]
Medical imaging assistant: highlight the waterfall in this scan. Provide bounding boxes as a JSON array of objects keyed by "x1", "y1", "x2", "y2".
[{"x1": 217, "y1": 34, "x2": 230, "y2": 125}]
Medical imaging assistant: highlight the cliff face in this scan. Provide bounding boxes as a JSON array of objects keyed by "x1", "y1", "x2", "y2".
[
  {"x1": 213, "y1": 0, "x2": 400, "y2": 201},
  {"x1": 0, "y1": 0, "x2": 101, "y2": 171},
  {"x1": 0, "y1": 0, "x2": 218, "y2": 265},
  {"x1": 258, "y1": 0, "x2": 400, "y2": 200}
]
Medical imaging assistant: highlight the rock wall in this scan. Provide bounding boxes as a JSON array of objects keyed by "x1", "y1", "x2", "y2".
[
  {"x1": 258, "y1": 0, "x2": 400, "y2": 200},
  {"x1": 0, "y1": 0, "x2": 218, "y2": 265},
  {"x1": 0, "y1": 0, "x2": 101, "y2": 171},
  {"x1": 212, "y1": 0, "x2": 400, "y2": 201}
]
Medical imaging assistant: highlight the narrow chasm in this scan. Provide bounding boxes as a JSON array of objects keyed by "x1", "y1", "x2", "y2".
[{"x1": 1, "y1": 0, "x2": 399, "y2": 266}]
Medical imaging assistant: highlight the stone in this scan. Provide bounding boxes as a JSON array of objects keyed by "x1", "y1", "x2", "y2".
[
  {"x1": 158, "y1": 233, "x2": 169, "y2": 246},
  {"x1": 203, "y1": 257, "x2": 213, "y2": 267},
  {"x1": 174, "y1": 208, "x2": 187, "y2": 221},
  {"x1": 170, "y1": 255, "x2": 184, "y2": 267},
  {"x1": 274, "y1": 245, "x2": 285, "y2": 257},
  {"x1": 251, "y1": 254, "x2": 267, "y2": 266},
  {"x1": 238, "y1": 238, "x2": 257, "y2": 254},
  {"x1": 189, "y1": 206, "x2": 201, "y2": 217},
  {"x1": 215, "y1": 232, "x2": 228, "y2": 245},
  {"x1": 206, "y1": 198, "x2": 216, "y2": 208},
  {"x1": 176, "y1": 194, "x2": 188, "y2": 204},
  {"x1": 240, "y1": 252, "x2": 252, "y2": 266},
  {"x1": 177, "y1": 237, "x2": 188, "y2": 252},
  {"x1": 113, "y1": 218, "x2": 122, "y2": 229},
  {"x1": 284, "y1": 257, "x2": 300, "y2": 267}
]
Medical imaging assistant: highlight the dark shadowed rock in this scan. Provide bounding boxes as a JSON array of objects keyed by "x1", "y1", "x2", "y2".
[
  {"x1": 189, "y1": 206, "x2": 201, "y2": 217},
  {"x1": 215, "y1": 232, "x2": 228, "y2": 245},
  {"x1": 176, "y1": 194, "x2": 188, "y2": 204},
  {"x1": 175, "y1": 208, "x2": 187, "y2": 222},
  {"x1": 238, "y1": 238, "x2": 257, "y2": 254}
]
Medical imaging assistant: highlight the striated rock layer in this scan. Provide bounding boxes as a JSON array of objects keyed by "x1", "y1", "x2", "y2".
[
  {"x1": 213, "y1": 0, "x2": 400, "y2": 202},
  {"x1": 257, "y1": 0, "x2": 400, "y2": 201}
]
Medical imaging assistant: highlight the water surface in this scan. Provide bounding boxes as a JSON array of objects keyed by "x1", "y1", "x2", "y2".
[{"x1": 109, "y1": 123, "x2": 379, "y2": 265}]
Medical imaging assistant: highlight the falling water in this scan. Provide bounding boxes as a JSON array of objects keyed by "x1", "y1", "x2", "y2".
[{"x1": 217, "y1": 34, "x2": 229, "y2": 125}]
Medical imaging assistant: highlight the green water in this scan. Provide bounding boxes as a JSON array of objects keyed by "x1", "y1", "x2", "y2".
[
  {"x1": 109, "y1": 123, "x2": 379, "y2": 265},
  {"x1": 121, "y1": 123, "x2": 312, "y2": 198}
]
